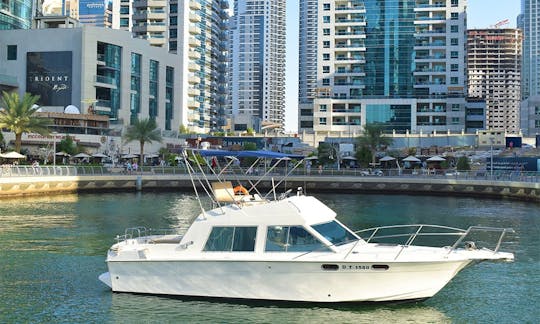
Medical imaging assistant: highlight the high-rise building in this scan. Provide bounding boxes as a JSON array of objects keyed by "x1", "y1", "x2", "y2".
[
  {"x1": 228, "y1": 0, "x2": 286, "y2": 132},
  {"x1": 519, "y1": 0, "x2": 540, "y2": 136},
  {"x1": 467, "y1": 28, "x2": 522, "y2": 134},
  {"x1": 298, "y1": 0, "x2": 468, "y2": 136},
  {"x1": 110, "y1": 0, "x2": 229, "y2": 133},
  {"x1": 0, "y1": 0, "x2": 33, "y2": 29},
  {"x1": 78, "y1": 0, "x2": 112, "y2": 27}
]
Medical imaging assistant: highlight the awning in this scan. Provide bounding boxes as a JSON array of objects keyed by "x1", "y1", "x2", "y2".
[{"x1": 195, "y1": 149, "x2": 304, "y2": 159}]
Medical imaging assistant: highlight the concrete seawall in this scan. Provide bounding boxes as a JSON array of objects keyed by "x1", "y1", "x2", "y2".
[{"x1": 1, "y1": 174, "x2": 539, "y2": 202}]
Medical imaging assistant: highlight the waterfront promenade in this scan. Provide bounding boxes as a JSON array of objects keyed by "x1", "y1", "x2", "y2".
[{"x1": 1, "y1": 165, "x2": 539, "y2": 202}]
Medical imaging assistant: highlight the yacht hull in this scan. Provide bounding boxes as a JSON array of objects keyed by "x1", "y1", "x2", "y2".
[{"x1": 102, "y1": 259, "x2": 471, "y2": 302}]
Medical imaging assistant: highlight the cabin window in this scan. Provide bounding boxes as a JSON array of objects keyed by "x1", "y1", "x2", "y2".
[
  {"x1": 312, "y1": 221, "x2": 358, "y2": 246},
  {"x1": 204, "y1": 226, "x2": 257, "y2": 252},
  {"x1": 265, "y1": 226, "x2": 330, "y2": 252}
]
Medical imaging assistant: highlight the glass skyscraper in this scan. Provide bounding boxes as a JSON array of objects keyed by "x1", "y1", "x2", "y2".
[
  {"x1": 298, "y1": 0, "x2": 468, "y2": 135},
  {"x1": 0, "y1": 0, "x2": 33, "y2": 29},
  {"x1": 519, "y1": 0, "x2": 540, "y2": 135}
]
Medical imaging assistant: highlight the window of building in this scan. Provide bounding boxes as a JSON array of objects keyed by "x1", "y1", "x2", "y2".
[
  {"x1": 450, "y1": 51, "x2": 459, "y2": 58},
  {"x1": 7, "y1": 45, "x2": 16, "y2": 60},
  {"x1": 319, "y1": 118, "x2": 327, "y2": 125},
  {"x1": 450, "y1": 77, "x2": 458, "y2": 84},
  {"x1": 323, "y1": 66, "x2": 330, "y2": 73},
  {"x1": 451, "y1": 12, "x2": 459, "y2": 20},
  {"x1": 319, "y1": 104, "x2": 327, "y2": 112},
  {"x1": 120, "y1": 18, "x2": 129, "y2": 27},
  {"x1": 323, "y1": 53, "x2": 330, "y2": 61},
  {"x1": 450, "y1": 64, "x2": 459, "y2": 71},
  {"x1": 451, "y1": 117, "x2": 460, "y2": 124},
  {"x1": 323, "y1": 41, "x2": 330, "y2": 48},
  {"x1": 451, "y1": 38, "x2": 458, "y2": 46},
  {"x1": 323, "y1": 3, "x2": 330, "y2": 10},
  {"x1": 170, "y1": 3, "x2": 178, "y2": 13},
  {"x1": 120, "y1": 6, "x2": 129, "y2": 14},
  {"x1": 450, "y1": 25, "x2": 459, "y2": 33},
  {"x1": 323, "y1": 16, "x2": 330, "y2": 23},
  {"x1": 265, "y1": 226, "x2": 329, "y2": 252},
  {"x1": 323, "y1": 28, "x2": 330, "y2": 36},
  {"x1": 204, "y1": 226, "x2": 257, "y2": 252},
  {"x1": 452, "y1": 104, "x2": 461, "y2": 111},
  {"x1": 322, "y1": 78, "x2": 330, "y2": 86},
  {"x1": 451, "y1": 0, "x2": 459, "y2": 7},
  {"x1": 170, "y1": 16, "x2": 177, "y2": 25}
]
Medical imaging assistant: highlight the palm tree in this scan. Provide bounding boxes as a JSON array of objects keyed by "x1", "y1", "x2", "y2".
[
  {"x1": 355, "y1": 123, "x2": 393, "y2": 167},
  {"x1": 123, "y1": 118, "x2": 162, "y2": 165},
  {"x1": 0, "y1": 91, "x2": 50, "y2": 153}
]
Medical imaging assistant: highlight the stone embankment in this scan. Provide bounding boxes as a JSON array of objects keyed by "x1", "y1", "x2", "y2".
[{"x1": 0, "y1": 174, "x2": 539, "y2": 202}]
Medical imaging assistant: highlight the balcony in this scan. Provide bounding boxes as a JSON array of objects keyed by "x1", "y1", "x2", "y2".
[
  {"x1": 94, "y1": 75, "x2": 117, "y2": 89},
  {"x1": 189, "y1": 13, "x2": 201, "y2": 23},
  {"x1": 189, "y1": 25, "x2": 201, "y2": 35},
  {"x1": 132, "y1": 0, "x2": 167, "y2": 9},
  {"x1": 189, "y1": 37, "x2": 201, "y2": 47},
  {"x1": 188, "y1": 75, "x2": 200, "y2": 84},
  {"x1": 188, "y1": 101, "x2": 200, "y2": 109},
  {"x1": 188, "y1": 88, "x2": 200, "y2": 96},
  {"x1": 189, "y1": 0, "x2": 201, "y2": 10},
  {"x1": 188, "y1": 51, "x2": 201, "y2": 60},
  {"x1": 188, "y1": 63, "x2": 200, "y2": 72}
]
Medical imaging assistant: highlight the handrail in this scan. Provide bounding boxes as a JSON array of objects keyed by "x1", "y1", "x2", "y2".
[{"x1": 354, "y1": 224, "x2": 514, "y2": 260}]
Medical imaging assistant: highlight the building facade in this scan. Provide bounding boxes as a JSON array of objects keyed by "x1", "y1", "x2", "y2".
[
  {"x1": 0, "y1": 0, "x2": 33, "y2": 30},
  {"x1": 298, "y1": 0, "x2": 468, "y2": 136},
  {"x1": 228, "y1": 0, "x2": 286, "y2": 131},
  {"x1": 0, "y1": 25, "x2": 183, "y2": 135},
  {"x1": 467, "y1": 28, "x2": 522, "y2": 134},
  {"x1": 519, "y1": 0, "x2": 540, "y2": 136}
]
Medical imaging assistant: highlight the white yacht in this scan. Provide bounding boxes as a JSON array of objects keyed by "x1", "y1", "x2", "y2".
[{"x1": 99, "y1": 150, "x2": 514, "y2": 303}]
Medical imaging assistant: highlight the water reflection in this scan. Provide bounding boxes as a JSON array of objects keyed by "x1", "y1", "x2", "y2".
[
  {"x1": 109, "y1": 293, "x2": 451, "y2": 323},
  {"x1": 0, "y1": 192, "x2": 537, "y2": 323}
]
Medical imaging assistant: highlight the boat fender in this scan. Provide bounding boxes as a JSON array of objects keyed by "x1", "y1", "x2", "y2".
[
  {"x1": 464, "y1": 241, "x2": 477, "y2": 250},
  {"x1": 234, "y1": 185, "x2": 249, "y2": 195}
]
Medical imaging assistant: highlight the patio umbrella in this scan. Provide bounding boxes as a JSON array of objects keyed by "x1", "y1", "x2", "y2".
[
  {"x1": 379, "y1": 156, "x2": 396, "y2": 162},
  {"x1": 427, "y1": 155, "x2": 446, "y2": 162},
  {"x1": 73, "y1": 153, "x2": 91, "y2": 159},
  {"x1": 0, "y1": 151, "x2": 26, "y2": 159},
  {"x1": 145, "y1": 153, "x2": 159, "y2": 158},
  {"x1": 55, "y1": 151, "x2": 71, "y2": 157},
  {"x1": 92, "y1": 153, "x2": 109, "y2": 158},
  {"x1": 342, "y1": 156, "x2": 357, "y2": 160},
  {"x1": 403, "y1": 155, "x2": 421, "y2": 162},
  {"x1": 121, "y1": 154, "x2": 137, "y2": 159},
  {"x1": 304, "y1": 156, "x2": 318, "y2": 160}
]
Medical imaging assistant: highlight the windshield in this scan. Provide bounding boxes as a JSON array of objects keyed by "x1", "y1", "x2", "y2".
[{"x1": 312, "y1": 220, "x2": 358, "y2": 246}]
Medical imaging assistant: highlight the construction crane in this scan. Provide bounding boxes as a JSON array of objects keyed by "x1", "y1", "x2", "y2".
[{"x1": 490, "y1": 19, "x2": 510, "y2": 29}]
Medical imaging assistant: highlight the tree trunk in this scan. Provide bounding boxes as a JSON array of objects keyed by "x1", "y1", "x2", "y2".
[
  {"x1": 15, "y1": 133, "x2": 22, "y2": 153},
  {"x1": 139, "y1": 141, "x2": 144, "y2": 169}
]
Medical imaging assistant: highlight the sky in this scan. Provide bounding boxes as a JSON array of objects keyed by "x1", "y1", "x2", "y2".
[{"x1": 228, "y1": 0, "x2": 521, "y2": 132}]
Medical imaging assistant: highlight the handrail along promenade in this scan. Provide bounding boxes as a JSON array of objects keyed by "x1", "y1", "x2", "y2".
[{"x1": 0, "y1": 165, "x2": 539, "y2": 201}]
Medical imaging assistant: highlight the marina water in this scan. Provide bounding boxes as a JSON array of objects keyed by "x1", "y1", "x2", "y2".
[{"x1": 0, "y1": 192, "x2": 538, "y2": 323}]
